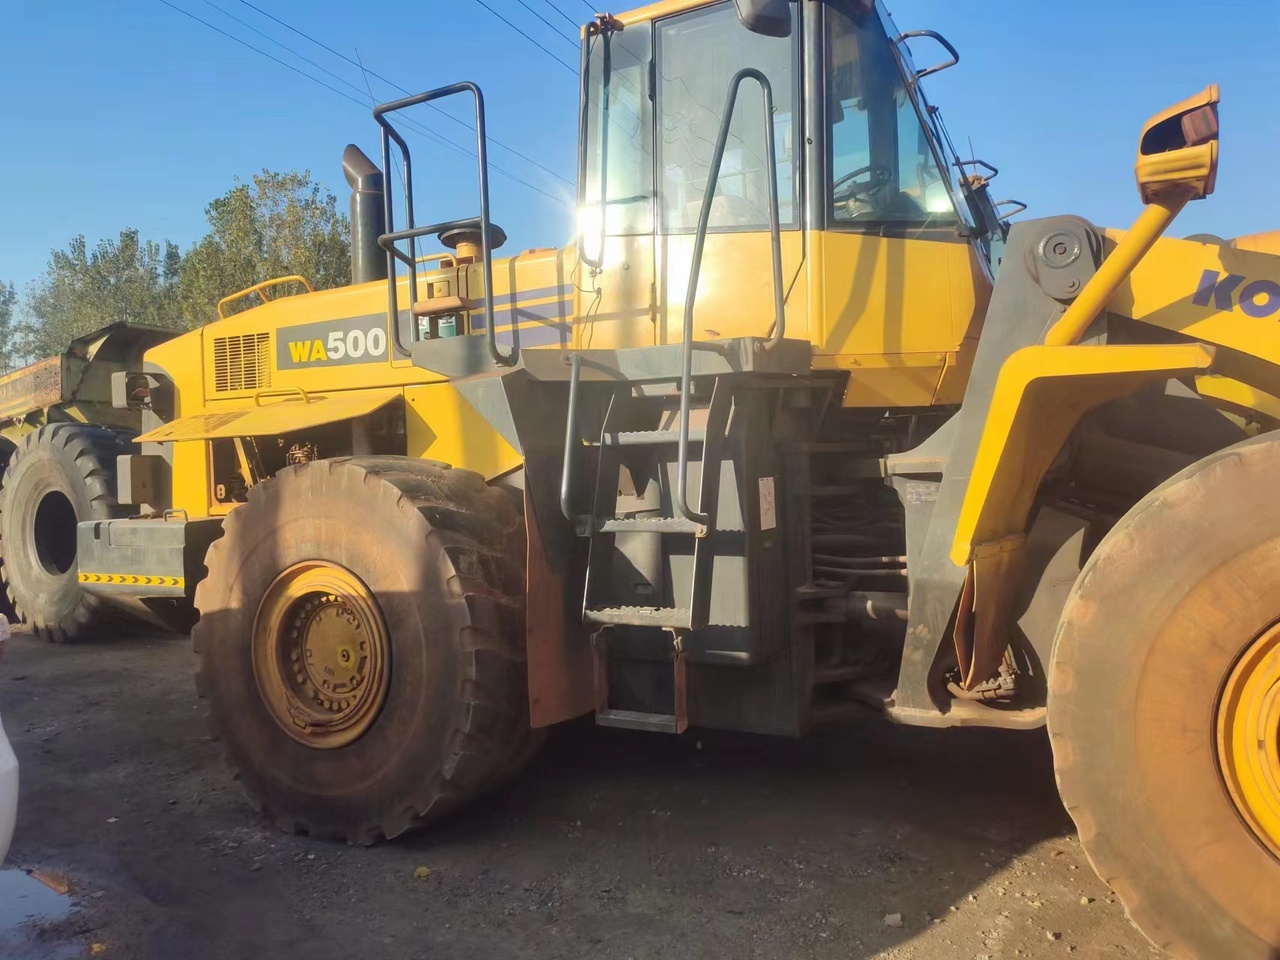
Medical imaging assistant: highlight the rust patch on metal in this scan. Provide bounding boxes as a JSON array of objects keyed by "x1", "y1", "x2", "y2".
[
  {"x1": 0, "y1": 356, "x2": 64, "y2": 420},
  {"x1": 524, "y1": 484, "x2": 595, "y2": 728},
  {"x1": 953, "y1": 535, "x2": 1027, "y2": 690},
  {"x1": 672, "y1": 644, "x2": 689, "y2": 734}
]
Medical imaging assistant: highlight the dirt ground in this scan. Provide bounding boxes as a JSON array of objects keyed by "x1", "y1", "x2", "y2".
[{"x1": 0, "y1": 626, "x2": 1163, "y2": 960}]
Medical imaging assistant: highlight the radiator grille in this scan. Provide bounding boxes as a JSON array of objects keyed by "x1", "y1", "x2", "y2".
[{"x1": 213, "y1": 333, "x2": 272, "y2": 392}]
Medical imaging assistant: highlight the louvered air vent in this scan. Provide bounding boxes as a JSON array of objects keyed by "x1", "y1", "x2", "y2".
[{"x1": 213, "y1": 333, "x2": 272, "y2": 393}]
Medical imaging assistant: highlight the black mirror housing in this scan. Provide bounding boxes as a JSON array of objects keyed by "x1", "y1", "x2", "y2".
[{"x1": 733, "y1": 0, "x2": 792, "y2": 37}]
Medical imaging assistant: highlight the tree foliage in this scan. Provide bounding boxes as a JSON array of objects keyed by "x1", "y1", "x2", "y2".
[
  {"x1": 0, "y1": 281, "x2": 16, "y2": 375},
  {"x1": 20, "y1": 230, "x2": 181, "y2": 360},
  {"x1": 178, "y1": 170, "x2": 350, "y2": 327},
  {"x1": 7, "y1": 169, "x2": 350, "y2": 367}
]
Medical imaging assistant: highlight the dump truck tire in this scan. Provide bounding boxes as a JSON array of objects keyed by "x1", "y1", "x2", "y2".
[
  {"x1": 0, "y1": 424, "x2": 130, "y2": 642},
  {"x1": 1050, "y1": 433, "x2": 1280, "y2": 960},
  {"x1": 0, "y1": 441, "x2": 17, "y2": 625},
  {"x1": 193, "y1": 456, "x2": 536, "y2": 843}
]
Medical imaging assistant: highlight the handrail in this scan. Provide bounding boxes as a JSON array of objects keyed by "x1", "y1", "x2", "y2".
[
  {"x1": 577, "y1": 23, "x2": 611, "y2": 271},
  {"x1": 993, "y1": 199, "x2": 1027, "y2": 220},
  {"x1": 253, "y1": 386, "x2": 311, "y2": 406},
  {"x1": 955, "y1": 158, "x2": 999, "y2": 181},
  {"x1": 373, "y1": 82, "x2": 513, "y2": 366},
  {"x1": 674, "y1": 67, "x2": 784, "y2": 528},
  {"x1": 559, "y1": 353, "x2": 583, "y2": 523},
  {"x1": 216, "y1": 275, "x2": 314, "y2": 319},
  {"x1": 896, "y1": 30, "x2": 960, "y2": 81},
  {"x1": 415, "y1": 252, "x2": 455, "y2": 267}
]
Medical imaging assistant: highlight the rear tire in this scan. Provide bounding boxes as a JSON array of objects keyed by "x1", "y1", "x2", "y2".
[
  {"x1": 0, "y1": 424, "x2": 130, "y2": 641},
  {"x1": 1050, "y1": 434, "x2": 1280, "y2": 959},
  {"x1": 193, "y1": 456, "x2": 536, "y2": 843}
]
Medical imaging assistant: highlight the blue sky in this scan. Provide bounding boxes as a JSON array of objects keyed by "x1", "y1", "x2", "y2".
[{"x1": 1, "y1": 0, "x2": 1276, "y2": 295}]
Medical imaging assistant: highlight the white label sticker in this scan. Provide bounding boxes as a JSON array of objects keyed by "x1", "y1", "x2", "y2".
[{"x1": 758, "y1": 476, "x2": 776, "y2": 531}]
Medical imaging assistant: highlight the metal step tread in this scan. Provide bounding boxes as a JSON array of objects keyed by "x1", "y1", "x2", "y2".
[
  {"x1": 596, "y1": 709, "x2": 682, "y2": 734},
  {"x1": 598, "y1": 516, "x2": 701, "y2": 534},
  {"x1": 584, "y1": 605, "x2": 691, "y2": 628},
  {"x1": 605, "y1": 428, "x2": 705, "y2": 447}
]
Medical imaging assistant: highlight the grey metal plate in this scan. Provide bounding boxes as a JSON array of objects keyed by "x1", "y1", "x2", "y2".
[
  {"x1": 412, "y1": 334, "x2": 814, "y2": 383},
  {"x1": 76, "y1": 519, "x2": 189, "y2": 598}
]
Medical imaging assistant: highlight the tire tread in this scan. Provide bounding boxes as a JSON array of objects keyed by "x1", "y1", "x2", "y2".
[
  {"x1": 0, "y1": 423, "x2": 132, "y2": 641},
  {"x1": 192, "y1": 456, "x2": 536, "y2": 843}
]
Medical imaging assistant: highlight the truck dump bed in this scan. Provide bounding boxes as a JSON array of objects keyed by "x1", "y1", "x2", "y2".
[{"x1": 0, "y1": 324, "x2": 179, "y2": 438}]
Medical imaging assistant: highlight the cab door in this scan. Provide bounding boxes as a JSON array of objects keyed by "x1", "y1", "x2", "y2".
[
  {"x1": 651, "y1": 1, "x2": 808, "y2": 346},
  {"x1": 813, "y1": 2, "x2": 987, "y2": 407}
]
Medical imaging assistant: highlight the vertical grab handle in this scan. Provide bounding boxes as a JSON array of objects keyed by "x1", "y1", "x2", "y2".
[
  {"x1": 674, "y1": 67, "x2": 785, "y2": 529},
  {"x1": 560, "y1": 353, "x2": 584, "y2": 523}
]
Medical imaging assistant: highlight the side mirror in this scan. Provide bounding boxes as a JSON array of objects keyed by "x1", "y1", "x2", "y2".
[
  {"x1": 1135, "y1": 84, "x2": 1219, "y2": 204},
  {"x1": 734, "y1": 0, "x2": 792, "y2": 37}
]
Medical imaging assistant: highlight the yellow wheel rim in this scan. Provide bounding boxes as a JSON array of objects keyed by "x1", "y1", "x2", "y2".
[
  {"x1": 1217, "y1": 622, "x2": 1280, "y2": 859},
  {"x1": 252, "y1": 561, "x2": 390, "y2": 750}
]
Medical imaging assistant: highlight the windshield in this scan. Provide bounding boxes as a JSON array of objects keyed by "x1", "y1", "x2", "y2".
[
  {"x1": 872, "y1": 1, "x2": 977, "y2": 233},
  {"x1": 826, "y1": 3, "x2": 955, "y2": 227}
]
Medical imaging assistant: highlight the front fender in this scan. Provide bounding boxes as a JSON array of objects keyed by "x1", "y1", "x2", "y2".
[{"x1": 951, "y1": 341, "x2": 1216, "y2": 567}]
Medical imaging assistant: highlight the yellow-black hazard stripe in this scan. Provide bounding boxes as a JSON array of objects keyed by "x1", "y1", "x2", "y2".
[{"x1": 78, "y1": 572, "x2": 184, "y2": 588}]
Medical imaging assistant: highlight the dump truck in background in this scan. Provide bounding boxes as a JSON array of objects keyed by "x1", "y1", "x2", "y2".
[
  {"x1": 11, "y1": 0, "x2": 1280, "y2": 957},
  {"x1": 0, "y1": 324, "x2": 182, "y2": 637}
]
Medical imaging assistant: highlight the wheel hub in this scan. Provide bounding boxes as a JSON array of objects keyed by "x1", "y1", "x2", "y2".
[
  {"x1": 253, "y1": 561, "x2": 390, "y2": 749},
  {"x1": 33, "y1": 489, "x2": 77, "y2": 576},
  {"x1": 1216, "y1": 622, "x2": 1280, "y2": 860}
]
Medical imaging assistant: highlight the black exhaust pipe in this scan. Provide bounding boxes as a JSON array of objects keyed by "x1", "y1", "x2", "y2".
[{"x1": 342, "y1": 144, "x2": 388, "y2": 285}]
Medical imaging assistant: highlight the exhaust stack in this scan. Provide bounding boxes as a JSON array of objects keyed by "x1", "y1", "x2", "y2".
[{"x1": 342, "y1": 145, "x2": 388, "y2": 285}]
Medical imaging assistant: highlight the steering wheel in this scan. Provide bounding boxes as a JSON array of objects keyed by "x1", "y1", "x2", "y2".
[{"x1": 832, "y1": 164, "x2": 893, "y2": 202}]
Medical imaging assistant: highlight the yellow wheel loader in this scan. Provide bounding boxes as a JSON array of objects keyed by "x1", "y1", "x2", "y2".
[{"x1": 69, "y1": 1, "x2": 1280, "y2": 955}]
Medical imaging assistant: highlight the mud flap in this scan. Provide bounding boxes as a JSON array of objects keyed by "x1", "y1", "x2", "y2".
[{"x1": 952, "y1": 535, "x2": 1025, "y2": 689}]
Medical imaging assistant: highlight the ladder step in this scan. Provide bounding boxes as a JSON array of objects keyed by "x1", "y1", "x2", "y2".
[
  {"x1": 604, "y1": 428, "x2": 705, "y2": 447},
  {"x1": 597, "y1": 516, "x2": 700, "y2": 534},
  {"x1": 584, "y1": 605, "x2": 691, "y2": 628},
  {"x1": 596, "y1": 709, "x2": 683, "y2": 734}
]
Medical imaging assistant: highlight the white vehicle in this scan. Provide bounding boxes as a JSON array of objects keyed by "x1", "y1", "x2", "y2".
[{"x1": 0, "y1": 615, "x2": 16, "y2": 863}]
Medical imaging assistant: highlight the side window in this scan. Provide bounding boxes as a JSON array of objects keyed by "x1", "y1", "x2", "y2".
[
  {"x1": 582, "y1": 23, "x2": 654, "y2": 237},
  {"x1": 826, "y1": 5, "x2": 958, "y2": 227},
  {"x1": 656, "y1": 1, "x2": 798, "y2": 233}
]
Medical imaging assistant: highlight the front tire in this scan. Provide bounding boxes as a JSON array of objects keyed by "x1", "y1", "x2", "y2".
[
  {"x1": 193, "y1": 456, "x2": 535, "y2": 843},
  {"x1": 1050, "y1": 435, "x2": 1280, "y2": 959}
]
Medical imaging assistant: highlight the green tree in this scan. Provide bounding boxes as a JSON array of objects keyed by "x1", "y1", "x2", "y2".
[
  {"x1": 20, "y1": 229, "x2": 182, "y2": 361},
  {"x1": 178, "y1": 169, "x2": 350, "y2": 326},
  {"x1": 0, "y1": 281, "x2": 16, "y2": 374}
]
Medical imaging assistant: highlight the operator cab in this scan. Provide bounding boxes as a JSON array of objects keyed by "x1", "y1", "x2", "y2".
[
  {"x1": 579, "y1": 1, "x2": 1002, "y2": 249},
  {"x1": 575, "y1": 0, "x2": 1011, "y2": 381},
  {"x1": 370, "y1": 0, "x2": 1011, "y2": 404}
]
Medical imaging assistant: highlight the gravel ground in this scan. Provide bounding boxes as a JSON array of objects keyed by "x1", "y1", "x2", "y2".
[{"x1": 0, "y1": 626, "x2": 1163, "y2": 960}]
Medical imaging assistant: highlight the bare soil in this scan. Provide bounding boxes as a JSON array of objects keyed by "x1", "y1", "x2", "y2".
[{"x1": 0, "y1": 627, "x2": 1161, "y2": 960}]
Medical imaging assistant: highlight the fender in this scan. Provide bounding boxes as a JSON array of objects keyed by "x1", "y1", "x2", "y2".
[
  {"x1": 947, "y1": 343, "x2": 1215, "y2": 693},
  {"x1": 952, "y1": 342, "x2": 1216, "y2": 568}
]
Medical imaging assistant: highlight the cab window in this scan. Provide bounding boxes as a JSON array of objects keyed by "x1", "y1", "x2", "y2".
[
  {"x1": 825, "y1": 3, "x2": 959, "y2": 229},
  {"x1": 656, "y1": 1, "x2": 799, "y2": 233},
  {"x1": 582, "y1": 23, "x2": 654, "y2": 238}
]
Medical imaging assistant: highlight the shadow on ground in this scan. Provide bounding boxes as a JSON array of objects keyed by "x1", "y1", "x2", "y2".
[{"x1": 0, "y1": 630, "x2": 1158, "y2": 960}]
